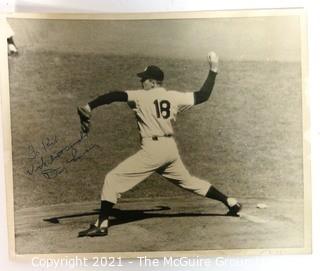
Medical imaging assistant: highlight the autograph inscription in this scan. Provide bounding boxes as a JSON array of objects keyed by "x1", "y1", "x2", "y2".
[{"x1": 26, "y1": 134, "x2": 99, "y2": 179}]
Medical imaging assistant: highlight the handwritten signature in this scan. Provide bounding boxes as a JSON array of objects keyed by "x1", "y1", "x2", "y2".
[{"x1": 26, "y1": 134, "x2": 100, "y2": 179}]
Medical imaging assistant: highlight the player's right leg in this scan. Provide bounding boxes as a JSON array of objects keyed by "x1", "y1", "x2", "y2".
[
  {"x1": 78, "y1": 148, "x2": 159, "y2": 237},
  {"x1": 160, "y1": 157, "x2": 242, "y2": 216}
]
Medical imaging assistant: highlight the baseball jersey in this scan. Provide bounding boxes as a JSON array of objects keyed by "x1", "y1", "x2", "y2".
[{"x1": 126, "y1": 87, "x2": 194, "y2": 138}]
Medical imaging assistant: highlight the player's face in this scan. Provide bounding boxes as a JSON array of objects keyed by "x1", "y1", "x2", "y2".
[{"x1": 140, "y1": 78, "x2": 154, "y2": 90}]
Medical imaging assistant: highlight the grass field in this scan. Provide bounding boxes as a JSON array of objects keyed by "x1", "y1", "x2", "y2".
[
  {"x1": 8, "y1": 50, "x2": 303, "y2": 211},
  {"x1": 7, "y1": 49, "x2": 306, "y2": 254}
]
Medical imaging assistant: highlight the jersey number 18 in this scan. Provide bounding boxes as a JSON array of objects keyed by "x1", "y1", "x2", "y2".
[{"x1": 153, "y1": 99, "x2": 171, "y2": 119}]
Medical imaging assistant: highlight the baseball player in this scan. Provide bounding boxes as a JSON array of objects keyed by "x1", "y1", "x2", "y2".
[{"x1": 77, "y1": 51, "x2": 241, "y2": 237}]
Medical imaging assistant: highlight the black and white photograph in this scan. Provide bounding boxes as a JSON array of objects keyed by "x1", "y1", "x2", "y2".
[{"x1": 0, "y1": 10, "x2": 310, "y2": 257}]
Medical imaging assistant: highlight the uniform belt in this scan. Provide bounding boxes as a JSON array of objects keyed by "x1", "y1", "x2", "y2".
[{"x1": 151, "y1": 135, "x2": 173, "y2": 141}]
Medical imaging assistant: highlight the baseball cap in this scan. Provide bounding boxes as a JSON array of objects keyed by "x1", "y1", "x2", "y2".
[{"x1": 137, "y1": 65, "x2": 164, "y2": 81}]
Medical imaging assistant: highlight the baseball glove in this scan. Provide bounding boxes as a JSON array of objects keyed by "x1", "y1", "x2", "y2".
[{"x1": 77, "y1": 105, "x2": 91, "y2": 134}]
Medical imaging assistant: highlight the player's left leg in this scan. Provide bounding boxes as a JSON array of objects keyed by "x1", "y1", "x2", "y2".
[
  {"x1": 79, "y1": 145, "x2": 166, "y2": 237},
  {"x1": 160, "y1": 158, "x2": 241, "y2": 216}
]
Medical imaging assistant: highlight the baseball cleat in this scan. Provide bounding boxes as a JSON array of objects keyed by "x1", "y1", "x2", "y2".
[
  {"x1": 8, "y1": 44, "x2": 18, "y2": 56},
  {"x1": 226, "y1": 202, "x2": 242, "y2": 217},
  {"x1": 78, "y1": 224, "x2": 108, "y2": 237}
]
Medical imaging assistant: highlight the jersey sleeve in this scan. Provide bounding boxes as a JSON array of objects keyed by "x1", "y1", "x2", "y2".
[
  {"x1": 173, "y1": 91, "x2": 195, "y2": 113},
  {"x1": 125, "y1": 90, "x2": 142, "y2": 109},
  {"x1": 126, "y1": 90, "x2": 141, "y2": 101}
]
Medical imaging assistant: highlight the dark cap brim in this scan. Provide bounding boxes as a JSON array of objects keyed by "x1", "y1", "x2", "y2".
[{"x1": 137, "y1": 71, "x2": 146, "y2": 78}]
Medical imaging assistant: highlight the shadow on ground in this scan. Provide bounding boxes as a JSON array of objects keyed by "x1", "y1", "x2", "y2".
[{"x1": 43, "y1": 206, "x2": 227, "y2": 227}]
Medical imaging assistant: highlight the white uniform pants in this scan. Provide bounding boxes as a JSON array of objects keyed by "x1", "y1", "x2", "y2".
[{"x1": 101, "y1": 137, "x2": 211, "y2": 203}]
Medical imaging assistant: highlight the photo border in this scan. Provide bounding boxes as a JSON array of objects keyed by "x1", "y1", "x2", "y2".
[{"x1": 0, "y1": 8, "x2": 311, "y2": 260}]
